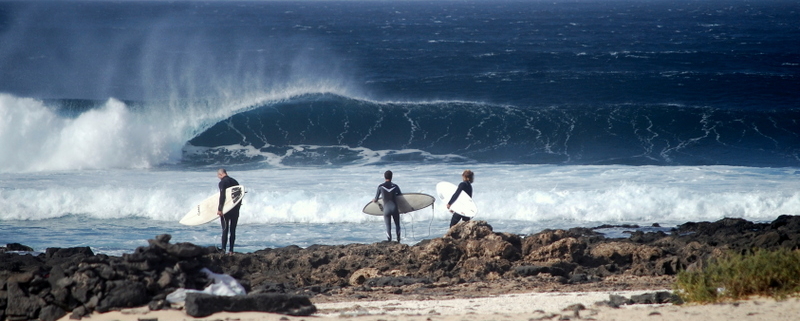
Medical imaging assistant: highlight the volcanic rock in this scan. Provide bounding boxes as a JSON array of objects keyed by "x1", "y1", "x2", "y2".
[
  {"x1": 184, "y1": 292, "x2": 316, "y2": 317},
  {"x1": 4, "y1": 216, "x2": 800, "y2": 320},
  {"x1": 4, "y1": 243, "x2": 34, "y2": 252}
]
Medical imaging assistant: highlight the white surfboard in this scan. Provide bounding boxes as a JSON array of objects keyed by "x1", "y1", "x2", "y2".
[
  {"x1": 180, "y1": 185, "x2": 246, "y2": 226},
  {"x1": 436, "y1": 181, "x2": 477, "y2": 217},
  {"x1": 362, "y1": 193, "x2": 435, "y2": 216}
]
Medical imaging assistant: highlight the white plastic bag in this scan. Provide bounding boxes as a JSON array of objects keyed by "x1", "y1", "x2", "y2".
[{"x1": 166, "y1": 268, "x2": 246, "y2": 303}]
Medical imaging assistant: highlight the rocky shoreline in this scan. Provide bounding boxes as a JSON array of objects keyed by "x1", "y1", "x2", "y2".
[{"x1": 3, "y1": 215, "x2": 800, "y2": 320}]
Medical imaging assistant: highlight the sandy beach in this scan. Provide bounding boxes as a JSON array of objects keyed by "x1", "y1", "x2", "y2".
[{"x1": 60, "y1": 290, "x2": 800, "y2": 321}]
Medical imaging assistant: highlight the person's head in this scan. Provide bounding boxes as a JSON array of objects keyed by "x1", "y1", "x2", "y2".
[
  {"x1": 384, "y1": 170, "x2": 393, "y2": 181},
  {"x1": 462, "y1": 169, "x2": 474, "y2": 183},
  {"x1": 217, "y1": 168, "x2": 228, "y2": 180}
]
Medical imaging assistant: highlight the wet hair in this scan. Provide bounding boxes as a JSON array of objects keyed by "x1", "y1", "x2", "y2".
[
  {"x1": 462, "y1": 169, "x2": 474, "y2": 183},
  {"x1": 384, "y1": 170, "x2": 393, "y2": 180},
  {"x1": 218, "y1": 168, "x2": 228, "y2": 175}
]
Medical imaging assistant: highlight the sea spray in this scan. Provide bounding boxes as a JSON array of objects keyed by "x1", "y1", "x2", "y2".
[{"x1": 2, "y1": 165, "x2": 797, "y2": 225}]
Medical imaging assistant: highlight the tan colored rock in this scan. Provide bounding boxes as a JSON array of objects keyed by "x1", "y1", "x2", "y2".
[
  {"x1": 445, "y1": 220, "x2": 494, "y2": 240},
  {"x1": 464, "y1": 238, "x2": 520, "y2": 260},
  {"x1": 525, "y1": 237, "x2": 586, "y2": 263},
  {"x1": 521, "y1": 229, "x2": 570, "y2": 255},
  {"x1": 349, "y1": 267, "x2": 380, "y2": 286},
  {"x1": 458, "y1": 257, "x2": 512, "y2": 280},
  {"x1": 416, "y1": 238, "x2": 462, "y2": 263},
  {"x1": 590, "y1": 242, "x2": 663, "y2": 264}
]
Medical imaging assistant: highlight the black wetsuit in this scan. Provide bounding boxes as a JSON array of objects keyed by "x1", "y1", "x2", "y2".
[
  {"x1": 448, "y1": 181, "x2": 472, "y2": 227},
  {"x1": 219, "y1": 175, "x2": 240, "y2": 253},
  {"x1": 375, "y1": 181, "x2": 402, "y2": 241}
]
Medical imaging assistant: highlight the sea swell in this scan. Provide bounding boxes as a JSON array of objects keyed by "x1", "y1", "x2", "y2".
[
  {"x1": 186, "y1": 94, "x2": 800, "y2": 167},
  {"x1": 2, "y1": 92, "x2": 797, "y2": 173}
]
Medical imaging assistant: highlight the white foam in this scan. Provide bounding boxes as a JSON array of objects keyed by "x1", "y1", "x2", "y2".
[
  {"x1": 0, "y1": 87, "x2": 357, "y2": 173},
  {"x1": 183, "y1": 143, "x2": 469, "y2": 167},
  {"x1": 0, "y1": 95, "x2": 187, "y2": 172},
  {"x1": 1, "y1": 164, "x2": 797, "y2": 227}
]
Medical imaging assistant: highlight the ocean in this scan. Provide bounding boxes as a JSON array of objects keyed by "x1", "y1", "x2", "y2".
[{"x1": 1, "y1": 0, "x2": 798, "y2": 255}]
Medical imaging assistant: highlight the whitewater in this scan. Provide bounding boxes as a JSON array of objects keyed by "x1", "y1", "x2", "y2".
[{"x1": 1, "y1": 0, "x2": 798, "y2": 254}]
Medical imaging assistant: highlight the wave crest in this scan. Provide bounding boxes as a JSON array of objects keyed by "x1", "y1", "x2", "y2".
[
  {"x1": 187, "y1": 94, "x2": 800, "y2": 167},
  {"x1": 0, "y1": 95, "x2": 185, "y2": 172}
]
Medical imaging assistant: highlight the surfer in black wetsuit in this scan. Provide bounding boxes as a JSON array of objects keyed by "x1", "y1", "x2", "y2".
[
  {"x1": 447, "y1": 169, "x2": 474, "y2": 227},
  {"x1": 217, "y1": 168, "x2": 241, "y2": 255},
  {"x1": 372, "y1": 170, "x2": 402, "y2": 242}
]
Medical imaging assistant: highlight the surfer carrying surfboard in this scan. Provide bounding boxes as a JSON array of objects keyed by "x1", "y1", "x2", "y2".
[
  {"x1": 447, "y1": 170, "x2": 474, "y2": 227},
  {"x1": 372, "y1": 170, "x2": 403, "y2": 242},
  {"x1": 217, "y1": 168, "x2": 241, "y2": 255}
]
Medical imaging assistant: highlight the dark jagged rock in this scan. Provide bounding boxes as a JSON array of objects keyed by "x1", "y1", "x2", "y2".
[
  {"x1": 250, "y1": 282, "x2": 298, "y2": 294},
  {"x1": 4, "y1": 216, "x2": 800, "y2": 320},
  {"x1": 365, "y1": 276, "x2": 431, "y2": 287},
  {"x1": 4, "y1": 243, "x2": 34, "y2": 252},
  {"x1": 608, "y1": 294, "x2": 632, "y2": 307},
  {"x1": 629, "y1": 231, "x2": 669, "y2": 244},
  {"x1": 96, "y1": 282, "x2": 148, "y2": 312},
  {"x1": 38, "y1": 305, "x2": 66, "y2": 321},
  {"x1": 184, "y1": 292, "x2": 316, "y2": 317},
  {"x1": 630, "y1": 291, "x2": 682, "y2": 304},
  {"x1": 0, "y1": 252, "x2": 44, "y2": 273},
  {"x1": 5, "y1": 282, "x2": 46, "y2": 321},
  {"x1": 0, "y1": 234, "x2": 217, "y2": 320},
  {"x1": 45, "y1": 246, "x2": 94, "y2": 259},
  {"x1": 514, "y1": 265, "x2": 551, "y2": 277},
  {"x1": 595, "y1": 291, "x2": 682, "y2": 308}
]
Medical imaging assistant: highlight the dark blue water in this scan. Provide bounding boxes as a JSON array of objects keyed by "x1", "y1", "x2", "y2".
[
  {"x1": 1, "y1": 0, "x2": 798, "y2": 168},
  {"x1": 186, "y1": 94, "x2": 800, "y2": 166}
]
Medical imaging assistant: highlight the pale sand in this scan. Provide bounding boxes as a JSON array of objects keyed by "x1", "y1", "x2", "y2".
[{"x1": 58, "y1": 290, "x2": 800, "y2": 321}]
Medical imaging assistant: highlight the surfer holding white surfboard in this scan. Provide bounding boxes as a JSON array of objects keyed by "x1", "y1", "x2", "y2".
[
  {"x1": 446, "y1": 170, "x2": 475, "y2": 227},
  {"x1": 217, "y1": 168, "x2": 241, "y2": 255},
  {"x1": 372, "y1": 170, "x2": 403, "y2": 242}
]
